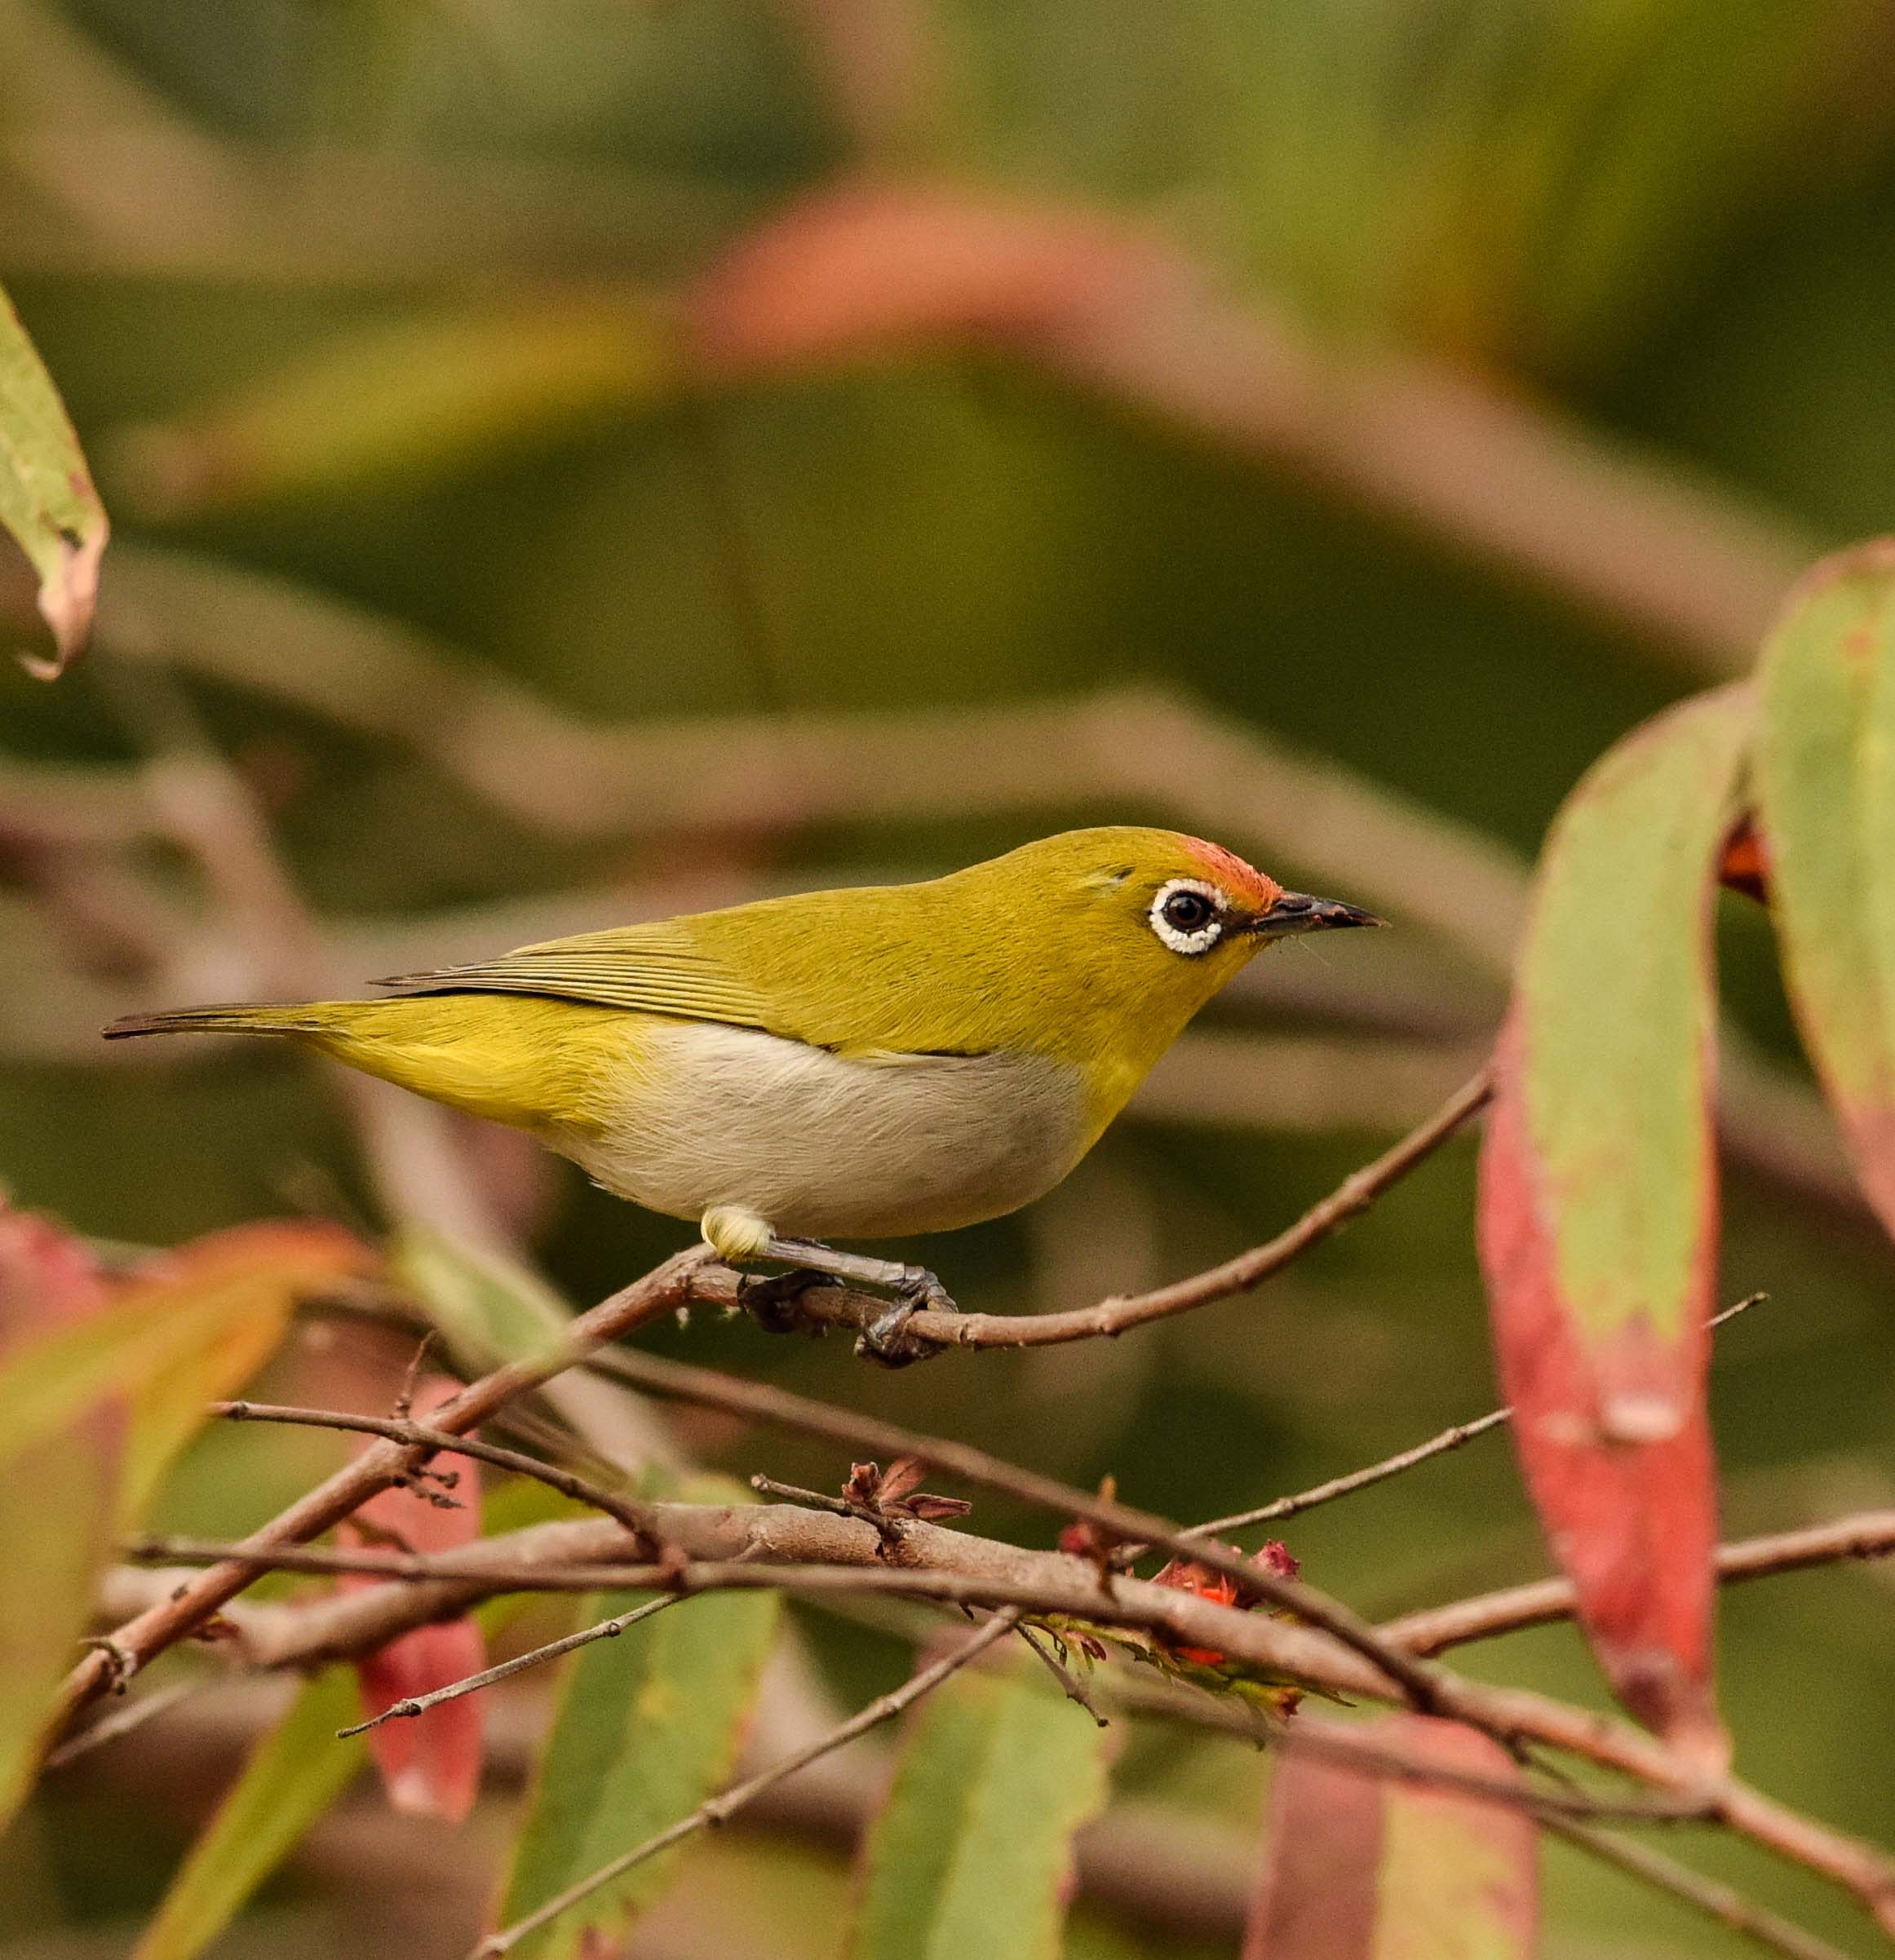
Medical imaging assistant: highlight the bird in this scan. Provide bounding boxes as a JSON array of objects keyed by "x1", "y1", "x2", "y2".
[{"x1": 105, "y1": 827, "x2": 1379, "y2": 1360}]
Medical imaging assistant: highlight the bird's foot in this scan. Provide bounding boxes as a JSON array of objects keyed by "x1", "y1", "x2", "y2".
[
  {"x1": 854, "y1": 1266, "x2": 959, "y2": 1369},
  {"x1": 737, "y1": 1268, "x2": 841, "y2": 1336}
]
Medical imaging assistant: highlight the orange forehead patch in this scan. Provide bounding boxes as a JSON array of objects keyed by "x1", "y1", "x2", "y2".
[{"x1": 1182, "y1": 836, "x2": 1282, "y2": 910}]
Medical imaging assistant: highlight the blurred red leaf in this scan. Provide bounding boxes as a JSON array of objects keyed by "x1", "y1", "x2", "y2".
[
  {"x1": 340, "y1": 1376, "x2": 484, "y2": 1823},
  {"x1": 1478, "y1": 687, "x2": 1751, "y2": 1768},
  {"x1": 689, "y1": 184, "x2": 1152, "y2": 374},
  {"x1": 0, "y1": 1203, "x2": 111, "y2": 1336},
  {"x1": 1243, "y1": 1716, "x2": 1538, "y2": 1960}
]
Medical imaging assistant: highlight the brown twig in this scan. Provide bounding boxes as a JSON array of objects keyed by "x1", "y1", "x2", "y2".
[
  {"x1": 560, "y1": 1334, "x2": 1454, "y2": 1709},
  {"x1": 472, "y1": 1608, "x2": 1024, "y2": 1959},
  {"x1": 1542, "y1": 1820, "x2": 1863, "y2": 1960},
  {"x1": 1384, "y1": 1508, "x2": 1895, "y2": 1657},
  {"x1": 211, "y1": 1401, "x2": 658, "y2": 1543},
  {"x1": 51, "y1": 1247, "x2": 711, "y2": 1734},
  {"x1": 1186, "y1": 1293, "x2": 1763, "y2": 1542},
  {"x1": 126, "y1": 1516, "x2": 1895, "y2": 1932},
  {"x1": 336, "y1": 1595, "x2": 687, "y2": 1739}
]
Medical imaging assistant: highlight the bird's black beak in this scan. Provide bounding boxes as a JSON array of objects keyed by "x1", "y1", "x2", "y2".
[{"x1": 1251, "y1": 892, "x2": 1385, "y2": 938}]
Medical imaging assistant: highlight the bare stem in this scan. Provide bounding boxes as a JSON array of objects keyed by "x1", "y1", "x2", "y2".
[
  {"x1": 337, "y1": 1595, "x2": 686, "y2": 1739},
  {"x1": 472, "y1": 1609, "x2": 1023, "y2": 1959}
]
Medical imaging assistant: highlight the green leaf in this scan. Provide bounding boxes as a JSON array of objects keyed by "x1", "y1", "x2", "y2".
[
  {"x1": 392, "y1": 1223, "x2": 571, "y2": 1370},
  {"x1": 0, "y1": 1225, "x2": 363, "y2": 1829},
  {"x1": 131, "y1": 1670, "x2": 366, "y2": 1960},
  {"x1": 0, "y1": 1401, "x2": 119, "y2": 1831},
  {"x1": 843, "y1": 1659, "x2": 1110, "y2": 1960},
  {"x1": 1478, "y1": 684, "x2": 1750, "y2": 1763},
  {"x1": 497, "y1": 1584, "x2": 781, "y2": 1959},
  {"x1": 0, "y1": 278, "x2": 108, "y2": 677},
  {"x1": 113, "y1": 298, "x2": 672, "y2": 520},
  {"x1": 1507, "y1": 684, "x2": 1752, "y2": 1359},
  {"x1": 1756, "y1": 540, "x2": 1895, "y2": 1239}
]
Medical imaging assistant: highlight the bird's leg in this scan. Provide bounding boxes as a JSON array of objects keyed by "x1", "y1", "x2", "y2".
[{"x1": 759, "y1": 1237, "x2": 959, "y2": 1369}]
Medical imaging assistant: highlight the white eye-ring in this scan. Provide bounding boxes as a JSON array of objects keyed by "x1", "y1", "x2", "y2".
[{"x1": 1149, "y1": 878, "x2": 1226, "y2": 955}]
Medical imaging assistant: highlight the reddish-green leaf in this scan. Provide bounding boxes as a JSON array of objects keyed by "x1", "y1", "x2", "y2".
[
  {"x1": 131, "y1": 1670, "x2": 366, "y2": 1960},
  {"x1": 1478, "y1": 685, "x2": 1750, "y2": 1765},
  {"x1": 1243, "y1": 1716, "x2": 1538, "y2": 1959},
  {"x1": 0, "y1": 278, "x2": 107, "y2": 677},
  {"x1": 843, "y1": 1658, "x2": 1110, "y2": 1960},
  {"x1": 495, "y1": 1558, "x2": 780, "y2": 1959},
  {"x1": 1756, "y1": 540, "x2": 1895, "y2": 1237},
  {"x1": 0, "y1": 1232, "x2": 120, "y2": 1829},
  {"x1": 0, "y1": 1218, "x2": 367, "y2": 1829}
]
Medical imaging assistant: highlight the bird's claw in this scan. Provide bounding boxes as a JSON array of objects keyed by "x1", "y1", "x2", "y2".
[
  {"x1": 853, "y1": 1268, "x2": 958, "y2": 1369},
  {"x1": 739, "y1": 1268, "x2": 841, "y2": 1335}
]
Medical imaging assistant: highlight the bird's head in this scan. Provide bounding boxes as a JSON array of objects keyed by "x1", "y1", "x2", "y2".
[{"x1": 943, "y1": 827, "x2": 1381, "y2": 1063}]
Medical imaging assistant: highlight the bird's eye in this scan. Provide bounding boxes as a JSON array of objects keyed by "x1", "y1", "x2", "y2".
[
  {"x1": 1149, "y1": 878, "x2": 1224, "y2": 954},
  {"x1": 1163, "y1": 890, "x2": 1212, "y2": 931}
]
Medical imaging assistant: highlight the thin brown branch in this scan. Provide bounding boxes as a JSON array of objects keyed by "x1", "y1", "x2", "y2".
[
  {"x1": 472, "y1": 1608, "x2": 1023, "y2": 1959},
  {"x1": 50, "y1": 1246, "x2": 711, "y2": 1735},
  {"x1": 557, "y1": 1330, "x2": 1456, "y2": 1710},
  {"x1": 1187, "y1": 1293, "x2": 1762, "y2": 1542},
  {"x1": 1013, "y1": 1622, "x2": 1109, "y2": 1727},
  {"x1": 40, "y1": 1682, "x2": 198, "y2": 1772},
  {"x1": 337, "y1": 1595, "x2": 687, "y2": 1739},
  {"x1": 1384, "y1": 1508, "x2": 1895, "y2": 1657},
  {"x1": 211, "y1": 1400, "x2": 658, "y2": 1543},
  {"x1": 127, "y1": 1514, "x2": 1895, "y2": 1932},
  {"x1": 1190, "y1": 1409, "x2": 1512, "y2": 1538},
  {"x1": 1543, "y1": 1820, "x2": 1863, "y2": 1960}
]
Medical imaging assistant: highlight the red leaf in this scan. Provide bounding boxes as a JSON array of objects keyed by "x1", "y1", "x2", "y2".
[
  {"x1": 1477, "y1": 688, "x2": 1750, "y2": 1768},
  {"x1": 1481, "y1": 1020, "x2": 1721, "y2": 1759},
  {"x1": 341, "y1": 1377, "x2": 484, "y2": 1821},
  {"x1": 1244, "y1": 1716, "x2": 1538, "y2": 1960},
  {"x1": 352, "y1": 1618, "x2": 485, "y2": 1824}
]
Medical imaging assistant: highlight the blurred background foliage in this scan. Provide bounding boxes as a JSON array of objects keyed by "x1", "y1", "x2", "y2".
[{"x1": 3, "y1": 1, "x2": 1895, "y2": 1954}]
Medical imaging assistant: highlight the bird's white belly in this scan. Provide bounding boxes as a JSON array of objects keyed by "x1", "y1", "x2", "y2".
[{"x1": 558, "y1": 1019, "x2": 1092, "y2": 1241}]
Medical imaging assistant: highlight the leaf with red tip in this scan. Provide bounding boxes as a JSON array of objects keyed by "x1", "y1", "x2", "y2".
[
  {"x1": 1243, "y1": 1715, "x2": 1538, "y2": 1960},
  {"x1": 0, "y1": 279, "x2": 108, "y2": 677},
  {"x1": 0, "y1": 1212, "x2": 365, "y2": 1830},
  {"x1": 340, "y1": 1377, "x2": 485, "y2": 1823},
  {"x1": 1478, "y1": 685, "x2": 1751, "y2": 1764},
  {"x1": 1756, "y1": 541, "x2": 1895, "y2": 1239}
]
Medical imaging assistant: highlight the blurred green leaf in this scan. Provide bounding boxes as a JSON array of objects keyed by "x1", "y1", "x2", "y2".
[
  {"x1": 0, "y1": 278, "x2": 107, "y2": 677},
  {"x1": 112, "y1": 299, "x2": 674, "y2": 520},
  {"x1": 393, "y1": 1221, "x2": 571, "y2": 1370},
  {"x1": 1757, "y1": 541, "x2": 1895, "y2": 1241},
  {"x1": 843, "y1": 1658, "x2": 1110, "y2": 1960},
  {"x1": 1479, "y1": 684, "x2": 1749, "y2": 1759},
  {"x1": 497, "y1": 1579, "x2": 781, "y2": 1960},
  {"x1": 130, "y1": 1669, "x2": 367, "y2": 1960},
  {"x1": 0, "y1": 1395, "x2": 119, "y2": 1832}
]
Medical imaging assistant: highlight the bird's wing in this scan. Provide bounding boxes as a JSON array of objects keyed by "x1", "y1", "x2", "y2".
[{"x1": 374, "y1": 922, "x2": 779, "y2": 1032}]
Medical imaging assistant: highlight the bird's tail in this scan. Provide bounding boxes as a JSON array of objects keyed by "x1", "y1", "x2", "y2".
[{"x1": 104, "y1": 1002, "x2": 331, "y2": 1041}]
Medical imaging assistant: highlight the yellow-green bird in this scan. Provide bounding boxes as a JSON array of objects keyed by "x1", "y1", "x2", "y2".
[{"x1": 106, "y1": 828, "x2": 1377, "y2": 1358}]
